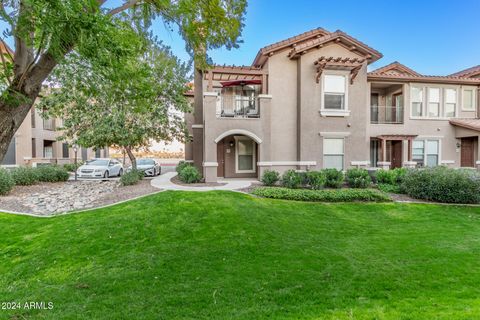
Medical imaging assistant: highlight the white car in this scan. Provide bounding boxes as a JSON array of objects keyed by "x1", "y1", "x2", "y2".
[
  {"x1": 127, "y1": 158, "x2": 161, "y2": 177},
  {"x1": 77, "y1": 158, "x2": 123, "y2": 179}
]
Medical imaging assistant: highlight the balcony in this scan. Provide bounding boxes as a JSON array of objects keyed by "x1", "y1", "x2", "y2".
[
  {"x1": 371, "y1": 106, "x2": 404, "y2": 124},
  {"x1": 217, "y1": 95, "x2": 260, "y2": 119}
]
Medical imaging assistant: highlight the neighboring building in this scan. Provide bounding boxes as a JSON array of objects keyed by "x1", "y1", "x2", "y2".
[
  {"x1": 1, "y1": 105, "x2": 109, "y2": 167},
  {"x1": 0, "y1": 44, "x2": 108, "y2": 167},
  {"x1": 185, "y1": 27, "x2": 480, "y2": 182}
]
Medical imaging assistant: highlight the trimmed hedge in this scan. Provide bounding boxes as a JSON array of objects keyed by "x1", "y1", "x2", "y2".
[
  {"x1": 401, "y1": 167, "x2": 480, "y2": 204},
  {"x1": 281, "y1": 170, "x2": 302, "y2": 189},
  {"x1": 346, "y1": 168, "x2": 371, "y2": 188},
  {"x1": 324, "y1": 169, "x2": 344, "y2": 188},
  {"x1": 120, "y1": 170, "x2": 143, "y2": 186},
  {"x1": 35, "y1": 166, "x2": 70, "y2": 182},
  {"x1": 376, "y1": 168, "x2": 407, "y2": 185},
  {"x1": 377, "y1": 183, "x2": 402, "y2": 194},
  {"x1": 10, "y1": 167, "x2": 39, "y2": 186},
  {"x1": 261, "y1": 170, "x2": 280, "y2": 186},
  {"x1": 252, "y1": 187, "x2": 391, "y2": 202},
  {"x1": 0, "y1": 168, "x2": 14, "y2": 195},
  {"x1": 63, "y1": 162, "x2": 83, "y2": 172},
  {"x1": 179, "y1": 165, "x2": 201, "y2": 183}
]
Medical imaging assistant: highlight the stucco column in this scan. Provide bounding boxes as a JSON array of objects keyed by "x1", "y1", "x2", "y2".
[
  {"x1": 403, "y1": 139, "x2": 416, "y2": 168},
  {"x1": 202, "y1": 92, "x2": 219, "y2": 182},
  {"x1": 257, "y1": 94, "x2": 273, "y2": 177},
  {"x1": 377, "y1": 138, "x2": 391, "y2": 170}
]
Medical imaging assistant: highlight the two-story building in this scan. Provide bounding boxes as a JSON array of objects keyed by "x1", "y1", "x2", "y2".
[{"x1": 185, "y1": 27, "x2": 480, "y2": 182}]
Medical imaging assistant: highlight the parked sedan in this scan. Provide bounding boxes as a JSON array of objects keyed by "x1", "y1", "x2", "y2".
[
  {"x1": 76, "y1": 158, "x2": 123, "y2": 179},
  {"x1": 127, "y1": 158, "x2": 161, "y2": 177}
]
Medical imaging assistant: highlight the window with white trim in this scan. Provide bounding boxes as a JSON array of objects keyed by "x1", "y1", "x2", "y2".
[
  {"x1": 463, "y1": 89, "x2": 475, "y2": 111},
  {"x1": 323, "y1": 75, "x2": 346, "y2": 110},
  {"x1": 427, "y1": 88, "x2": 440, "y2": 117},
  {"x1": 235, "y1": 137, "x2": 256, "y2": 173},
  {"x1": 412, "y1": 139, "x2": 440, "y2": 167},
  {"x1": 444, "y1": 88, "x2": 456, "y2": 117},
  {"x1": 323, "y1": 138, "x2": 344, "y2": 170},
  {"x1": 411, "y1": 86, "x2": 423, "y2": 117}
]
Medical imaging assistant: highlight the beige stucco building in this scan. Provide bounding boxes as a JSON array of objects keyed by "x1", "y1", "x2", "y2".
[
  {"x1": 1, "y1": 105, "x2": 108, "y2": 167},
  {"x1": 186, "y1": 27, "x2": 480, "y2": 182}
]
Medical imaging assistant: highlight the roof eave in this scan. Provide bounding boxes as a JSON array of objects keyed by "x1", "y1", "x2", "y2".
[{"x1": 367, "y1": 74, "x2": 480, "y2": 85}]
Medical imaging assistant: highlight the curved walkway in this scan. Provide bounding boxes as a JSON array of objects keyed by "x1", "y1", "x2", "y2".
[{"x1": 151, "y1": 172, "x2": 254, "y2": 191}]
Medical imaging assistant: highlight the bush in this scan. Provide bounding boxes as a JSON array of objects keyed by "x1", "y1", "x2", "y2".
[
  {"x1": 377, "y1": 183, "x2": 402, "y2": 194},
  {"x1": 281, "y1": 170, "x2": 303, "y2": 189},
  {"x1": 176, "y1": 161, "x2": 192, "y2": 174},
  {"x1": 120, "y1": 170, "x2": 142, "y2": 186},
  {"x1": 252, "y1": 187, "x2": 391, "y2": 202},
  {"x1": 376, "y1": 168, "x2": 407, "y2": 185},
  {"x1": 10, "y1": 167, "x2": 39, "y2": 186},
  {"x1": 261, "y1": 170, "x2": 280, "y2": 186},
  {"x1": 0, "y1": 168, "x2": 14, "y2": 195},
  {"x1": 346, "y1": 168, "x2": 371, "y2": 188},
  {"x1": 179, "y1": 165, "x2": 201, "y2": 183},
  {"x1": 306, "y1": 170, "x2": 326, "y2": 190},
  {"x1": 63, "y1": 162, "x2": 83, "y2": 172},
  {"x1": 401, "y1": 167, "x2": 480, "y2": 204},
  {"x1": 35, "y1": 165, "x2": 70, "y2": 182},
  {"x1": 323, "y1": 169, "x2": 344, "y2": 188}
]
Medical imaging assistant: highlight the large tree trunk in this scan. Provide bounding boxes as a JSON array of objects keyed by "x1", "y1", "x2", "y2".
[{"x1": 125, "y1": 147, "x2": 137, "y2": 170}]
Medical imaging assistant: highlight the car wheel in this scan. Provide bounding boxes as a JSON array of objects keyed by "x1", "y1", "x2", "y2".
[
  {"x1": 104, "y1": 171, "x2": 109, "y2": 179},
  {"x1": 118, "y1": 169, "x2": 123, "y2": 177}
]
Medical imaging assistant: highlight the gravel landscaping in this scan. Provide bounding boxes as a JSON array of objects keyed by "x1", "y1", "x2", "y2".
[{"x1": 0, "y1": 179, "x2": 159, "y2": 216}]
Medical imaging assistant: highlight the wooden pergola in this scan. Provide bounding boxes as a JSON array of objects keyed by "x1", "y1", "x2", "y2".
[
  {"x1": 204, "y1": 65, "x2": 268, "y2": 94},
  {"x1": 376, "y1": 134, "x2": 417, "y2": 162},
  {"x1": 314, "y1": 56, "x2": 365, "y2": 84}
]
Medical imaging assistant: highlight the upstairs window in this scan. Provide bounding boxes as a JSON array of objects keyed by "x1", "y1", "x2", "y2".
[
  {"x1": 324, "y1": 75, "x2": 346, "y2": 110},
  {"x1": 444, "y1": 88, "x2": 456, "y2": 117},
  {"x1": 411, "y1": 87, "x2": 423, "y2": 117},
  {"x1": 428, "y1": 88, "x2": 440, "y2": 117},
  {"x1": 463, "y1": 89, "x2": 475, "y2": 111}
]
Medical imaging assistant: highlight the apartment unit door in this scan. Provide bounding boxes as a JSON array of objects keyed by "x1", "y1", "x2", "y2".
[
  {"x1": 217, "y1": 140, "x2": 225, "y2": 177},
  {"x1": 461, "y1": 137, "x2": 475, "y2": 167},
  {"x1": 391, "y1": 140, "x2": 402, "y2": 168}
]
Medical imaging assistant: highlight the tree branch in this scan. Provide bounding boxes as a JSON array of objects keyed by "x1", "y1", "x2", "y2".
[{"x1": 107, "y1": 0, "x2": 143, "y2": 16}]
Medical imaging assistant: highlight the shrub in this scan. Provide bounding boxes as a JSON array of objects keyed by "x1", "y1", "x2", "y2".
[
  {"x1": 179, "y1": 165, "x2": 201, "y2": 183},
  {"x1": 261, "y1": 170, "x2": 280, "y2": 186},
  {"x1": 401, "y1": 167, "x2": 480, "y2": 204},
  {"x1": 10, "y1": 167, "x2": 39, "y2": 186},
  {"x1": 377, "y1": 183, "x2": 402, "y2": 194},
  {"x1": 63, "y1": 162, "x2": 83, "y2": 172},
  {"x1": 306, "y1": 170, "x2": 326, "y2": 190},
  {"x1": 376, "y1": 168, "x2": 407, "y2": 185},
  {"x1": 35, "y1": 165, "x2": 70, "y2": 182},
  {"x1": 0, "y1": 168, "x2": 14, "y2": 195},
  {"x1": 281, "y1": 170, "x2": 303, "y2": 189},
  {"x1": 252, "y1": 187, "x2": 391, "y2": 202},
  {"x1": 176, "y1": 161, "x2": 192, "y2": 174},
  {"x1": 323, "y1": 169, "x2": 344, "y2": 188},
  {"x1": 120, "y1": 170, "x2": 142, "y2": 186},
  {"x1": 346, "y1": 168, "x2": 371, "y2": 188}
]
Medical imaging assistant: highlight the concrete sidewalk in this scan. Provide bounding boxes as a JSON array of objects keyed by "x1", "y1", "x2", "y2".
[{"x1": 151, "y1": 172, "x2": 254, "y2": 192}]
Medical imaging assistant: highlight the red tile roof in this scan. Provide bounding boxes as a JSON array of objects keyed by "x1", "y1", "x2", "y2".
[
  {"x1": 369, "y1": 61, "x2": 421, "y2": 77},
  {"x1": 449, "y1": 65, "x2": 480, "y2": 78},
  {"x1": 450, "y1": 119, "x2": 480, "y2": 132}
]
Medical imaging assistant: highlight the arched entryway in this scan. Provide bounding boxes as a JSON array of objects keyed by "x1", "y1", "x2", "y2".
[{"x1": 215, "y1": 133, "x2": 260, "y2": 179}]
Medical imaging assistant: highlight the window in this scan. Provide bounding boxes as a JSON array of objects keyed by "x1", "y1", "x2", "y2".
[
  {"x1": 444, "y1": 88, "x2": 456, "y2": 117},
  {"x1": 412, "y1": 140, "x2": 424, "y2": 167},
  {"x1": 32, "y1": 138, "x2": 36, "y2": 158},
  {"x1": 62, "y1": 143, "x2": 69, "y2": 158},
  {"x1": 428, "y1": 88, "x2": 440, "y2": 117},
  {"x1": 426, "y1": 140, "x2": 439, "y2": 167},
  {"x1": 235, "y1": 137, "x2": 256, "y2": 173},
  {"x1": 323, "y1": 138, "x2": 344, "y2": 170},
  {"x1": 95, "y1": 149, "x2": 101, "y2": 158},
  {"x1": 31, "y1": 107, "x2": 35, "y2": 128},
  {"x1": 411, "y1": 87, "x2": 423, "y2": 117},
  {"x1": 324, "y1": 75, "x2": 346, "y2": 110},
  {"x1": 463, "y1": 89, "x2": 475, "y2": 111}
]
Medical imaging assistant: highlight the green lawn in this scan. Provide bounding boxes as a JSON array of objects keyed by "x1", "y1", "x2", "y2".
[{"x1": 1, "y1": 191, "x2": 480, "y2": 319}]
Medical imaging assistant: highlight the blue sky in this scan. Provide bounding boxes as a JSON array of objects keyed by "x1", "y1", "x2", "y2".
[{"x1": 2, "y1": 0, "x2": 479, "y2": 75}]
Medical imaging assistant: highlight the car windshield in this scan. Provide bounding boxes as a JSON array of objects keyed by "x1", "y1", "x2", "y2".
[
  {"x1": 137, "y1": 159, "x2": 155, "y2": 165},
  {"x1": 86, "y1": 160, "x2": 109, "y2": 166}
]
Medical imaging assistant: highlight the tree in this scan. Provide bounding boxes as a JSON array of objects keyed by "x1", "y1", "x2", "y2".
[
  {"x1": 0, "y1": 0, "x2": 247, "y2": 162},
  {"x1": 39, "y1": 39, "x2": 190, "y2": 169}
]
